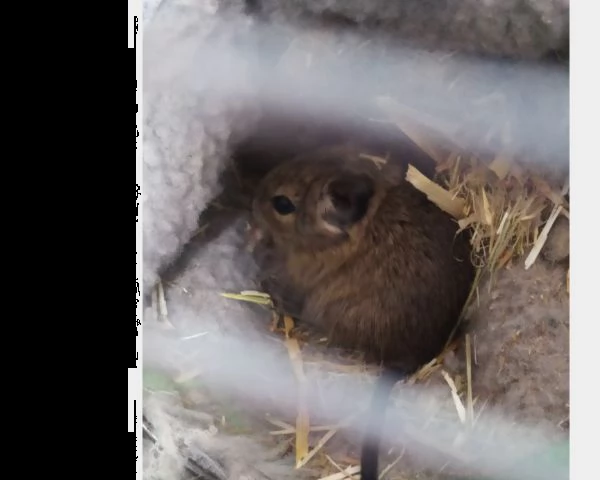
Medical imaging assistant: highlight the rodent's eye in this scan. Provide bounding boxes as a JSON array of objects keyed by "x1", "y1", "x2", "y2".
[{"x1": 271, "y1": 195, "x2": 296, "y2": 215}]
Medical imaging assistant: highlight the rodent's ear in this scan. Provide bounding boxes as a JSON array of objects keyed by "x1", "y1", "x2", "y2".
[{"x1": 322, "y1": 173, "x2": 375, "y2": 229}]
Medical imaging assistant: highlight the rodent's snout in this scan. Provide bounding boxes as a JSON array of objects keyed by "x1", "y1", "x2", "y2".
[
  {"x1": 245, "y1": 221, "x2": 264, "y2": 253},
  {"x1": 247, "y1": 195, "x2": 272, "y2": 251}
]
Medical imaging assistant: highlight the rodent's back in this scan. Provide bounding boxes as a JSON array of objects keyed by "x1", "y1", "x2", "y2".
[{"x1": 302, "y1": 182, "x2": 474, "y2": 371}]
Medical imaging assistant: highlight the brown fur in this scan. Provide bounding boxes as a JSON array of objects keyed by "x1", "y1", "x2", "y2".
[{"x1": 250, "y1": 146, "x2": 475, "y2": 372}]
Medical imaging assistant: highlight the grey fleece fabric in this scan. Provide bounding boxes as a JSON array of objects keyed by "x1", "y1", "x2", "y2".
[
  {"x1": 253, "y1": 0, "x2": 568, "y2": 59},
  {"x1": 142, "y1": 0, "x2": 259, "y2": 296}
]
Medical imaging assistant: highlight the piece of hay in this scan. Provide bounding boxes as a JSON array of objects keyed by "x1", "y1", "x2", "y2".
[
  {"x1": 297, "y1": 424, "x2": 344, "y2": 470},
  {"x1": 379, "y1": 447, "x2": 406, "y2": 479},
  {"x1": 323, "y1": 454, "x2": 359, "y2": 480},
  {"x1": 270, "y1": 425, "x2": 345, "y2": 436},
  {"x1": 220, "y1": 290, "x2": 274, "y2": 306},
  {"x1": 524, "y1": 205, "x2": 563, "y2": 270},
  {"x1": 452, "y1": 168, "x2": 553, "y2": 274},
  {"x1": 319, "y1": 465, "x2": 361, "y2": 480},
  {"x1": 154, "y1": 279, "x2": 175, "y2": 330},
  {"x1": 441, "y1": 370, "x2": 467, "y2": 424},
  {"x1": 379, "y1": 91, "x2": 568, "y2": 278},
  {"x1": 266, "y1": 416, "x2": 296, "y2": 431},
  {"x1": 358, "y1": 153, "x2": 388, "y2": 170},
  {"x1": 282, "y1": 315, "x2": 311, "y2": 467},
  {"x1": 488, "y1": 154, "x2": 513, "y2": 180},
  {"x1": 405, "y1": 164, "x2": 466, "y2": 219},
  {"x1": 524, "y1": 179, "x2": 569, "y2": 269}
]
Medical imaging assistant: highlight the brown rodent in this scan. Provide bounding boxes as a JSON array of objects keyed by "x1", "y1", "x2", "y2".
[
  {"x1": 250, "y1": 146, "x2": 475, "y2": 480},
  {"x1": 250, "y1": 145, "x2": 475, "y2": 371}
]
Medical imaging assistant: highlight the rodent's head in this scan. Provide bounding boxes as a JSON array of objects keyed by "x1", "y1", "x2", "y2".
[{"x1": 251, "y1": 147, "x2": 385, "y2": 251}]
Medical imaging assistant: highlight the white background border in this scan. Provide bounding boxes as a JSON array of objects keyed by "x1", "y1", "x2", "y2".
[{"x1": 570, "y1": 1, "x2": 599, "y2": 478}]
